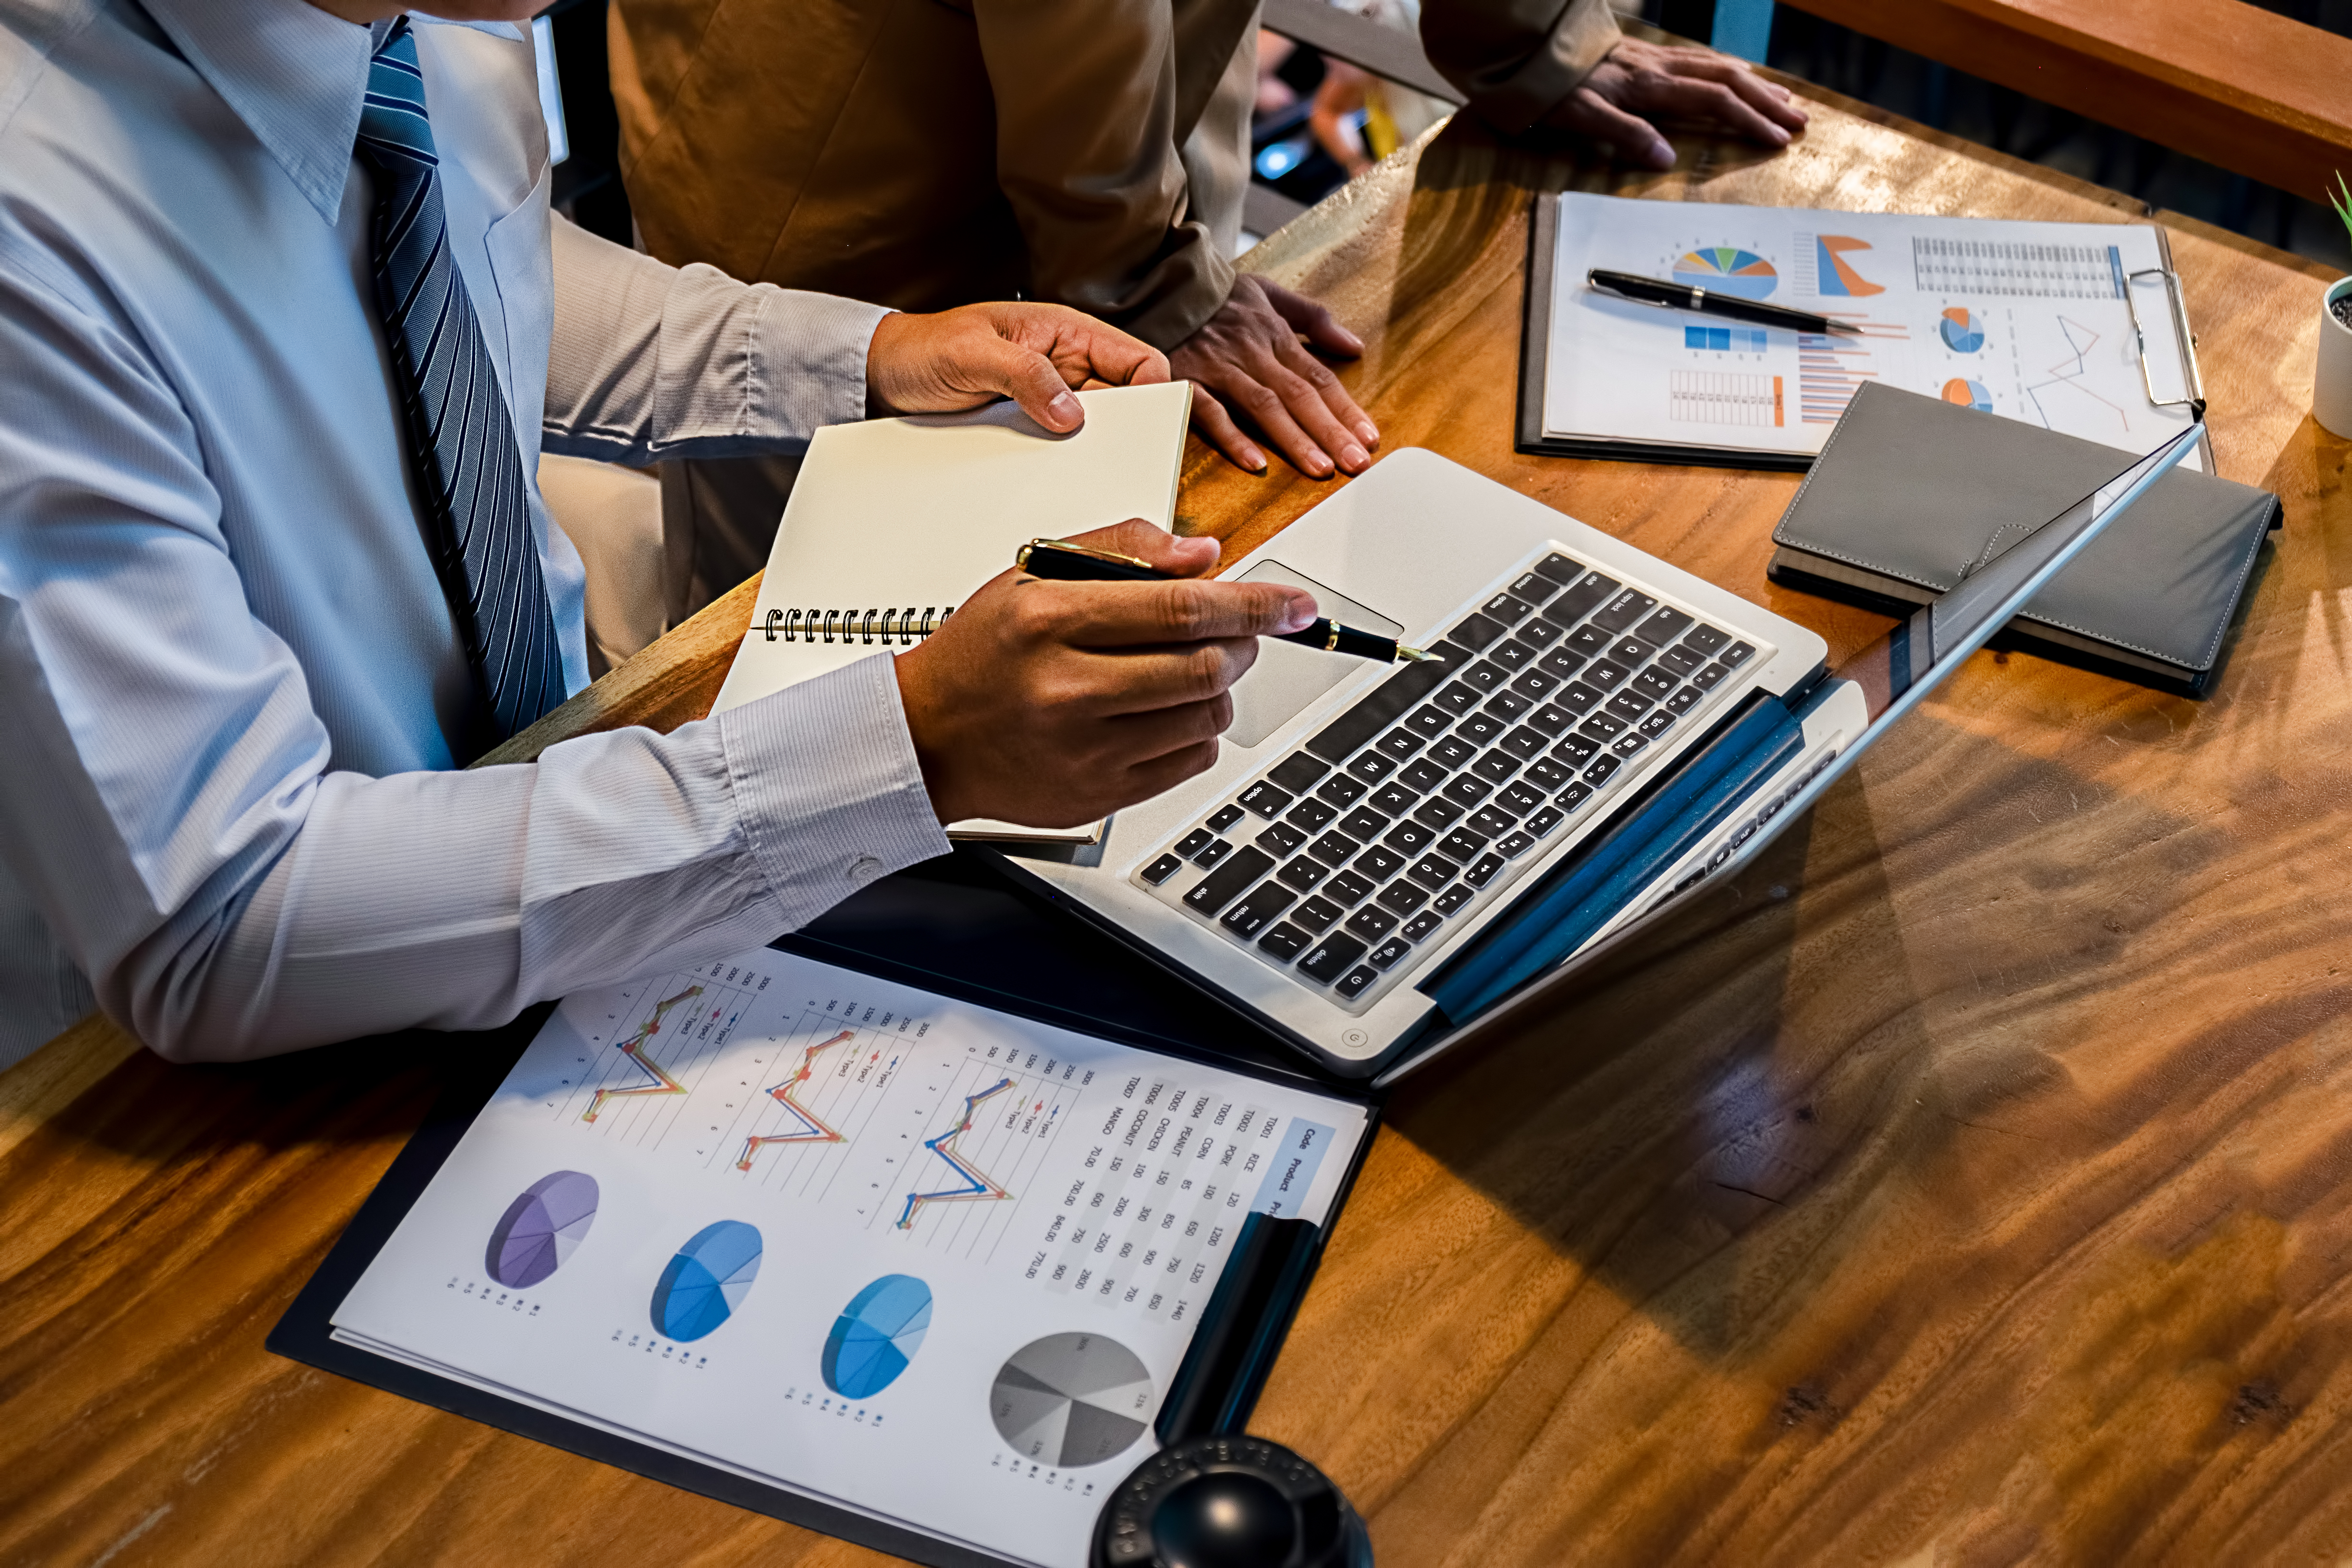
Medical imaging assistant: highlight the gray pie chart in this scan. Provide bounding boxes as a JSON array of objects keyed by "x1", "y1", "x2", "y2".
[{"x1": 989, "y1": 1332, "x2": 1152, "y2": 1468}]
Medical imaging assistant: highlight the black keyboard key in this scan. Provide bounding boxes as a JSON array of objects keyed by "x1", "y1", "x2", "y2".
[
  {"x1": 1303, "y1": 641, "x2": 1470, "y2": 763},
  {"x1": 1582, "y1": 755, "x2": 1621, "y2": 786},
  {"x1": 1525, "y1": 757, "x2": 1574, "y2": 792},
  {"x1": 1438, "y1": 828, "x2": 1489, "y2": 862},
  {"x1": 1579, "y1": 711, "x2": 1627, "y2": 740},
  {"x1": 1456, "y1": 712, "x2": 1505, "y2": 747},
  {"x1": 1182, "y1": 846, "x2": 1274, "y2": 915},
  {"x1": 1195, "y1": 837, "x2": 1236, "y2": 869},
  {"x1": 1606, "y1": 691, "x2": 1651, "y2": 721},
  {"x1": 1480, "y1": 591, "x2": 1532, "y2": 625},
  {"x1": 1345, "y1": 906, "x2": 1397, "y2": 943},
  {"x1": 1471, "y1": 751, "x2": 1520, "y2": 784},
  {"x1": 1376, "y1": 728, "x2": 1424, "y2": 760},
  {"x1": 1531, "y1": 552, "x2": 1583, "y2": 585},
  {"x1": 1514, "y1": 617, "x2": 1562, "y2": 650},
  {"x1": 1383, "y1": 819, "x2": 1435, "y2": 856},
  {"x1": 1266, "y1": 752, "x2": 1330, "y2": 793},
  {"x1": 1591, "y1": 588, "x2": 1657, "y2": 634},
  {"x1": 1508, "y1": 669, "x2": 1559, "y2": 704},
  {"x1": 1443, "y1": 775, "x2": 1494, "y2": 811},
  {"x1": 1448, "y1": 612, "x2": 1505, "y2": 651},
  {"x1": 1220, "y1": 881, "x2": 1296, "y2": 939},
  {"x1": 1298, "y1": 933, "x2": 1367, "y2": 985},
  {"x1": 1495, "y1": 830, "x2": 1536, "y2": 858},
  {"x1": 1553, "y1": 733, "x2": 1600, "y2": 767},
  {"x1": 1554, "y1": 681, "x2": 1602, "y2": 714},
  {"x1": 1176, "y1": 828, "x2": 1215, "y2": 859},
  {"x1": 1611, "y1": 731, "x2": 1649, "y2": 758},
  {"x1": 1721, "y1": 640, "x2": 1756, "y2": 668},
  {"x1": 1665, "y1": 685, "x2": 1703, "y2": 714},
  {"x1": 1411, "y1": 796, "x2": 1465, "y2": 831},
  {"x1": 1430, "y1": 682, "x2": 1481, "y2": 716},
  {"x1": 1468, "y1": 805, "x2": 1518, "y2": 836},
  {"x1": 1483, "y1": 688, "x2": 1532, "y2": 722},
  {"x1": 1525, "y1": 703, "x2": 1574, "y2": 737},
  {"x1": 1536, "y1": 647, "x2": 1586, "y2": 682},
  {"x1": 1405, "y1": 704, "x2": 1452, "y2": 737},
  {"x1": 1400, "y1": 910, "x2": 1446, "y2": 945},
  {"x1": 1563, "y1": 625, "x2": 1611, "y2": 659},
  {"x1": 1237, "y1": 780, "x2": 1295, "y2": 818},
  {"x1": 1141, "y1": 853, "x2": 1184, "y2": 885},
  {"x1": 1348, "y1": 752, "x2": 1396, "y2": 784},
  {"x1": 1309, "y1": 831, "x2": 1360, "y2": 866},
  {"x1": 1369, "y1": 784, "x2": 1419, "y2": 818},
  {"x1": 1633, "y1": 606, "x2": 1694, "y2": 646},
  {"x1": 1638, "y1": 709, "x2": 1676, "y2": 738},
  {"x1": 1690, "y1": 662, "x2": 1729, "y2": 691},
  {"x1": 1524, "y1": 806, "x2": 1565, "y2": 838},
  {"x1": 1408, "y1": 853, "x2": 1459, "y2": 890},
  {"x1": 1499, "y1": 781, "x2": 1545, "y2": 816},
  {"x1": 1277, "y1": 856, "x2": 1330, "y2": 893},
  {"x1": 1206, "y1": 805, "x2": 1245, "y2": 833},
  {"x1": 1428, "y1": 734, "x2": 1477, "y2": 770},
  {"x1": 1498, "y1": 725, "x2": 1548, "y2": 760},
  {"x1": 1292, "y1": 895, "x2": 1342, "y2": 933},
  {"x1": 1485, "y1": 638, "x2": 1535, "y2": 672},
  {"x1": 1433, "y1": 884, "x2": 1475, "y2": 917},
  {"x1": 1463, "y1": 852, "x2": 1507, "y2": 888},
  {"x1": 1654, "y1": 644, "x2": 1702, "y2": 679},
  {"x1": 1542, "y1": 572, "x2": 1617, "y2": 628},
  {"x1": 1583, "y1": 660, "x2": 1629, "y2": 691},
  {"x1": 1257, "y1": 821, "x2": 1306, "y2": 856},
  {"x1": 1508, "y1": 570, "x2": 1559, "y2": 604},
  {"x1": 1286, "y1": 797, "x2": 1337, "y2": 832},
  {"x1": 1376, "y1": 881, "x2": 1427, "y2": 917},
  {"x1": 1335, "y1": 965, "x2": 1381, "y2": 999},
  {"x1": 1632, "y1": 667, "x2": 1677, "y2": 700},
  {"x1": 1354, "y1": 845, "x2": 1406, "y2": 882},
  {"x1": 1367, "y1": 937, "x2": 1413, "y2": 970},
  {"x1": 1316, "y1": 773, "x2": 1368, "y2": 807},
  {"x1": 1608, "y1": 637, "x2": 1652, "y2": 668},
  {"x1": 1555, "y1": 781, "x2": 1593, "y2": 812},
  {"x1": 1684, "y1": 624, "x2": 1729, "y2": 655},
  {"x1": 1326, "y1": 869, "x2": 1377, "y2": 906},
  {"x1": 1338, "y1": 806, "x2": 1389, "y2": 840},
  {"x1": 1399, "y1": 759, "x2": 1448, "y2": 794},
  {"x1": 1458, "y1": 661, "x2": 1508, "y2": 693},
  {"x1": 1257, "y1": 922, "x2": 1311, "y2": 962}
]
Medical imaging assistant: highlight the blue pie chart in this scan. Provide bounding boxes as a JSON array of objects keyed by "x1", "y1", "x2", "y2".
[
  {"x1": 821, "y1": 1274, "x2": 934, "y2": 1398},
  {"x1": 651, "y1": 1220, "x2": 763, "y2": 1342}
]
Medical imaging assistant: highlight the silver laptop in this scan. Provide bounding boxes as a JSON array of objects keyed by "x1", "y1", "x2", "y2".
[{"x1": 995, "y1": 436, "x2": 2196, "y2": 1083}]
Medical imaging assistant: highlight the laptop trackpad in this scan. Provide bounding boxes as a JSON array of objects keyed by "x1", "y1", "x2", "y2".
[{"x1": 1225, "y1": 562, "x2": 1403, "y2": 748}]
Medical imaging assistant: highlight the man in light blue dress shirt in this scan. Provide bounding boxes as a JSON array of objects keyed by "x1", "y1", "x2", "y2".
[{"x1": 0, "y1": 0, "x2": 1314, "y2": 1067}]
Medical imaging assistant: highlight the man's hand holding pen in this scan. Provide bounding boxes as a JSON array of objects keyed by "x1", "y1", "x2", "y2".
[{"x1": 894, "y1": 521, "x2": 1317, "y2": 829}]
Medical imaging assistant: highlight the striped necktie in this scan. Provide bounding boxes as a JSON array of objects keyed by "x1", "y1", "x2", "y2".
[{"x1": 356, "y1": 17, "x2": 564, "y2": 754}]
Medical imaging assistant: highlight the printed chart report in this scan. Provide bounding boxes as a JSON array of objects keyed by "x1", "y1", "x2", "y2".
[
  {"x1": 330, "y1": 947, "x2": 1367, "y2": 1568},
  {"x1": 1542, "y1": 195, "x2": 2200, "y2": 463}
]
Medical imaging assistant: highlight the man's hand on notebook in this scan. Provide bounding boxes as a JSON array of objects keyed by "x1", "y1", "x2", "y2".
[
  {"x1": 866, "y1": 303, "x2": 1171, "y2": 434},
  {"x1": 894, "y1": 521, "x2": 1318, "y2": 829},
  {"x1": 1546, "y1": 39, "x2": 1808, "y2": 170},
  {"x1": 1170, "y1": 277, "x2": 1379, "y2": 480}
]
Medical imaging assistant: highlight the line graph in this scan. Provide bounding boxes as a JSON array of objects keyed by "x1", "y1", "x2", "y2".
[
  {"x1": 2022, "y1": 315, "x2": 2128, "y2": 433},
  {"x1": 897, "y1": 1078, "x2": 1017, "y2": 1228},
  {"x1": 582, "y1": 985, "x2": 704, "y2": 1122},
  {"x1": 736, "y1": 1028, "x2": 856, "y2": 1170}
]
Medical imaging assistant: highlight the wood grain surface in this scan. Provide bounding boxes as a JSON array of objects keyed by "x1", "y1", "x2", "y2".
[{"x1": 5, "y1": 74, "x2": 2349, "y2": 1567}]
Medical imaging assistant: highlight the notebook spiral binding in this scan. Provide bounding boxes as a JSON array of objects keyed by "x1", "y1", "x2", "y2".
[{"x1": 759, "y1": 606, "x2": 957, "y2": 646}]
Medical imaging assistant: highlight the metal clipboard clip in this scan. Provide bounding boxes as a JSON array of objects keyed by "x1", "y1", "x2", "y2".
[{"x1": 2127, "y1": 266, "x2": 2206, "y2": 421}]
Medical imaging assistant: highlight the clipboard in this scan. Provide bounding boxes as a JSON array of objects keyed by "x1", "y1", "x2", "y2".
[
  {"x1": 268, "y1": 851, "x2": 1384, "y2": 1568},
  {"x1": 1516, "y1": 191, "x2": 2210, "y2": 470}
]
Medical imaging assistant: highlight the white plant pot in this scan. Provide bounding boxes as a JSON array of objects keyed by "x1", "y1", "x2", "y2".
[{"x1": 2317, "y1": 276, "x2": 2352, "y2": 438}]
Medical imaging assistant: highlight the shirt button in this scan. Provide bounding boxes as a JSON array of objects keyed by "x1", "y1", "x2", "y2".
[{"x1": 847, "y1": 856, "x2": 883, "y2": 883}]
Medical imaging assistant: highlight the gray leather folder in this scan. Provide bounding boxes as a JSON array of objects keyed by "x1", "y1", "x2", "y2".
[{"x1": 1768, "y1": 383, "x2": 2279, "y2": 695}]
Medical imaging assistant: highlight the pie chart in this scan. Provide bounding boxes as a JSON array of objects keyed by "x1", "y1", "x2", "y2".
[
  {"x1": 1941, "y1": 377, "x2": 1993, "y2": 412},
  {"x1": 650, "y1": 1220, "x2": 763, "y2": 1342},
  {"x1": 1671, "y1": 246, "x2": 1778, "y2": 301},
  {"x1": 822, "y1": 1274, "x2": 933, "y2": 1398},
  {"x1": 485, "y1": 1170, "x2": 599, "y2": 1288},
  {"x1": 990, "y1": 1333, "x2": 1152, "y2": 1468},
  {"x1": 1939, "y1": 307, "x2": 1985, "y2": 353}
]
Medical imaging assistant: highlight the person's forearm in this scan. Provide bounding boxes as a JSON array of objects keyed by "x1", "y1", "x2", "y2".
[
  {"x1": 1420, "y1": 0, "x2": 1623, "y2": 136},
  {"x1": 541, "y1": 214, "x2": 891, "y2": 466}
]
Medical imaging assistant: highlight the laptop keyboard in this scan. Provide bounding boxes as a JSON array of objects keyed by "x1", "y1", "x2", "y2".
[{"x1": 1131, "y1": 543, "x2": 1766, "y2": 1014}]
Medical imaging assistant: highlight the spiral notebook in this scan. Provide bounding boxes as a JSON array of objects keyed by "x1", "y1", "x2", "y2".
[{"x1": 713, "y1": 380, "x2": 1195, "y2": 844}]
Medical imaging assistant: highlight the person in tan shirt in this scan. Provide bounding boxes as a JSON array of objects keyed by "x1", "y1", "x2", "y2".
[{"x1": 609, "y1": 0, "x2": 1802, "y2": 618}]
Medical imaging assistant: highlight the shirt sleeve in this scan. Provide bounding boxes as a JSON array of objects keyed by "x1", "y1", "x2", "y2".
[
  {"x1": 0, "y1": 250, "x2": 951, "y2": 1065},
  {"x1": 540, "y1": 212, "x2": 894, "y2": 467},
  {"x1": 1420, "y1": 0, "x2": 1624, "y2": 137},
  {"x1": 972, "y1": 0, "x2": 1237, "y2": 351}
]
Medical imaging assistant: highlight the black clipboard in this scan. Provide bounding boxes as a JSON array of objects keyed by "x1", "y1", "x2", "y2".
[{"x1": 267, "y1": 850, "x2": 1384, "y2": 1568}]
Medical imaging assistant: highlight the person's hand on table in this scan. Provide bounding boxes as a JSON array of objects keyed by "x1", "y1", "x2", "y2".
[
  {"x1": 1544, "y1": 38, "x2": 1807, "y2": 169},
  {"x1": 894, "y1": 520, "x2": 1317, "y2": 828},
  {"x1": 866, "y1": 302, "x2": 1171, "y2": 433},
  {"x1": 1169, "y1": 276, "x2": 1379, "y2": 480}
]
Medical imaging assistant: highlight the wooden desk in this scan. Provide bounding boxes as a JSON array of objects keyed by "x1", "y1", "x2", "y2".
[{"x1": 5, "y1": 78, "x2": 2347, "y2": 1566}]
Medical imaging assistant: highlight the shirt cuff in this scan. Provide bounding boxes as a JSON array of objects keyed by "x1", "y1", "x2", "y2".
[
  {"x1": 1472, "y1": 0, "x2": 1623, "y2": 137},
  {"x1": 667, "y1": 264, "x2": 892, "y2": 445},
  {"x1": 717, "y1": 652, "x2": 951, "y2": 923}
]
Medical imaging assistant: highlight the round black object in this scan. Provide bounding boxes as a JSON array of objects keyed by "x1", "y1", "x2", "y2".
[{"x1": 1091, "y1": 1435, "x2": 1372, "y2": 1568}]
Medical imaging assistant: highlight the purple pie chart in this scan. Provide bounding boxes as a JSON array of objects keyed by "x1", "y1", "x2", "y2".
[{"x1": 485, "y1": 1170, "x2": 600, "y2": 1288}]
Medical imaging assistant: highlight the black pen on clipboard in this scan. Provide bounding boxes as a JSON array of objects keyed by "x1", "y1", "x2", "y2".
[{"x1": 1587, "y1": 267, "x2": 1865, "y2": 336}]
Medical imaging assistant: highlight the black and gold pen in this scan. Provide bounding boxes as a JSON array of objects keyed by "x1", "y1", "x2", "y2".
[{"x1": 1014, "y1": 539, "x2": 1438, "y2": 663}]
